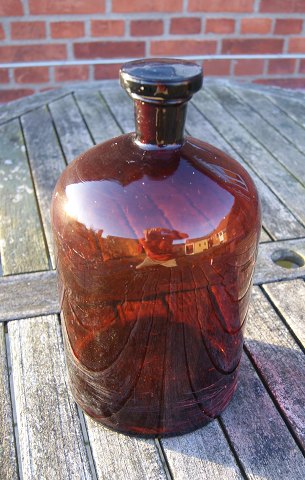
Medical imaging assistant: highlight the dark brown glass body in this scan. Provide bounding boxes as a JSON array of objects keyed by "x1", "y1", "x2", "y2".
[{"x1": 51, "y1": 118, "x2": 261, "y2": 435}]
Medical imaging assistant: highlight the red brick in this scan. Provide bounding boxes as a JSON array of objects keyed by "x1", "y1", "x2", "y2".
[
  {"x1": 29, "y1": 0, "x2": 105, "y2": 14},
  {"x1": 94, "y1": 63, "x2": 121, "y2": 79},
  {"x1": 0, "y1": 24, "x2": 4, "y2": 40},
  {"x1": 0, "y1": 69, "x2": 9, "y2": 83},
  {"x1": 0, "y1": 44, "x2": 67, "y2": 62},
  {"x1": 74, "y1": 41, "x2": 145, "y2": 59},
  {"x1": 112, "y1": 0, "x2": 183, "y2": 12},
  {"x1": 289, "y1": 37, "x2": 305, "y2": 53},
  {"x1": 189, "y1": 0, "x2": 254, "y2": 12},
  {"x1": 14, "y1": 67, "x2": 49, "y2": 83},
  {"x1": 260, "y1": 0, "x2": 305, "y2": 13},
  {"x1": 0, "y1": 89, "x2": 34, "y2": 103},
  {"x1": 205, "y1": 18, "x2": 235, "y2": 34},
  {"x1": 275, "y1": 19, "x2": 303, "y2": 34},
  {"x1": 151, "y1": 40, "x2": 217, "y2": 56},
  {"x1": 268, "y1": 59, "x2": 296, "y2": 74},
  {"x1": 204, "y1": 59, "x2": 231, "y2": 76},
  {"x1": 11, "y1": 22, "x2": 46, "y2": 40},
  {"x1": 300, "y1": 60, "x2": 305, "y2": 73},
  {"x1": 0, "y1": 0, "x2": 23, "y2": 16},
  {"x1": 170, "y1": 17, "x2": 201, "y2": 34},
  {"x1": 51, "y1": 22, "x2": 84, "y2": 39},
  {"x1": 222, "y1": 38, "x2": 284, "y2": 54},
  {"x1": 91, "y1": 20, "x2": 125, "y2": 37},
  {"x1": 234, "y1": 59, "x2": 265, "y2": 75},
  {"x1": 241, "y1": 18, "x2": 272, "y2": 34},
  {"x1": 131, "y1": 20, "x2": 163, "y2": 36},
  {"x1": 55, "y1": 65, "x2": 89, "y2": 82},
  {"x1": 255, "y1": 78, "x2": 305, "y2": 89}
]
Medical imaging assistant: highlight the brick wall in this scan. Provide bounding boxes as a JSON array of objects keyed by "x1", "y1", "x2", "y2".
[{"x1": 1, "y1": 0, "x2": 305, "y2": 102}]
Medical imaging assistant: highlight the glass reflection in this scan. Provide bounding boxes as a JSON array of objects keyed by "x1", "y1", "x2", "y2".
[{"x1": 52, "y1": 135, "x2": 260, "y2": 435}]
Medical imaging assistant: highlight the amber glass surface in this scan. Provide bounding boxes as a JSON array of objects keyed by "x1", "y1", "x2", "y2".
[{"x1": 51, "y1": 127, "x2": 261, "y2": 436}]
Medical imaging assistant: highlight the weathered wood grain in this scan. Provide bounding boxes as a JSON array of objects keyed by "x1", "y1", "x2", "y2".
[
  {"x1": 162, "y1": 420, "x2": 243, "y2": 480},
  {"x1": 211, "y1": 85, "x2": 305, "y2": 185},
  {"x1": 205, "y1": 77, "x2": 305, "y2": 102},
  {"x1": 48, "y1": 94, "x2": 93, "y2": 163},
  {"x1": 0, "y1": 324, "x2": 18, "y2": 480},
  {"x1": 100, "y1": 87, "x2": 134, "y2": 133},
  {"x1": 21, "y1": 106, "x2": 67, "y2": 267},
  {"x1": 85, "y1": 417, "x2": 167, "y2": 480},
  {"x1": 0, "y1": 119, "x2": 49, "y2": 275},
  {"x1": 197, "y1": 88, "x2": 305, "y2": 226},
  {"x1": 221, "y1": 354, "x2": 305, "y2": 480},
  {"x1": 267, "y1": 93, "x2": 305, "y2": 129},
  {"x1": 233, "y1": 87, "x2": 305, "y2": 157},
  {"x1": 0, "y1": 89, "x2": 69, "y2": 125},
  {"x1": 254, "y1": 238, "x2": 305, "y2": 284},
  {"x1": 0, "y1": 270, "x2": 58, "y2": 322},
  {"x1": 8, "y1": 315, "x2": 92, "y2": 480},
  {"x1": 187, "y1": 101, "x2": 305, "y2": 240},
  {"x1": 246, "y1": 286, "x2": 305, "y2": 450},
  {"x1": 75, "y1": 90, "x2": 121, "y2": 144},
  {"x1": 263, "y1": 279, "x2": 305, "y2": 349}
]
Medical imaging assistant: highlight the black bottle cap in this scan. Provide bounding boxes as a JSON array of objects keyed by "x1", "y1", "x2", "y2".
[{"x1": 120, "y1": 58, "x2": 203, "y2": 103}]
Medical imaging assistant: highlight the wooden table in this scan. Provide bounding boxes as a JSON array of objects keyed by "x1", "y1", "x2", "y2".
[{"x1": 1, "y1": 79, "x2": 305, "y2": 480}]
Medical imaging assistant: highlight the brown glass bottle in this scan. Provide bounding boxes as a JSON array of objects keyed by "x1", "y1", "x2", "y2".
[{"x1": 51, "y1": 59, "x2": 261, "y2": 437}]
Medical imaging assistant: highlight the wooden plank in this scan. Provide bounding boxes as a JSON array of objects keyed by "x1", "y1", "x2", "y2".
[
  {"x1": 85, "y1": 417, "x2": 167, "y2": 480},
  {"x1": 254, "y1": 238, "x2": 305, "y2": 284},
  {"x1": 246, "y1": 286, "x2": 305, "y2": 450},
  {"x1": 21, "y1": 106, "x2": 67, "y2": 267},
  {"x1": 209, "y1": 84, "x2": 305, "y2": 186},
  {"x1": 48, "y1": 94, "x2": 93, "y2": 163},
  {"x1": 221, "y1": 354, "x2": 305, "y2": 480},
  {"x1": 0, "y1": 89, "x2": 69, "y2": 125},
  {"x1": 187, "y1": 101, "x2": 305, "y2": 240},
  {"x1": 233, "y1": 87, "x2": 305, "y2": 157},
  {"x1": 8, "y1": 315, "x2": 92, "y2": 480},
  {"x1": 260, "y1": 228, "x2": 272, "y2": 243},
  {"x1": 267, "y1": 93, "x2": 305, "y2": 129},
  {"x1": 196, "y1": 88, "x2": 305, "y2": 226},
  {"x1": 100, "y1": 87, "x2": 134, "y2": 133},
  {"x1": 0, "y1": 270, "x2": 58, "y2": 322},
  {"x1": 162, "y1": 421, "x2": 243, "y2": 480},
  {"x1": 0, "y1": 324, "x2": 18, "y2": 480},
  {"x1": 205, "y1": 77, "x2": 305, "y2": 102},
  {"x1": 263, "y1": 279, "x2": 305, "y2": 349},
  {"x1": 0, "y1": 119, "x2": 49, "y2": 275},
  {"x1": 75, "y1": 90, "x2": 121, "y2": 144}
]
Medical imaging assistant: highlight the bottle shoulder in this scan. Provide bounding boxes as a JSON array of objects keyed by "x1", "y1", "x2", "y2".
[
  {"x1": 54, "y1": 134, "x2": 257, "y2": 197},
  {"x1": 51, "y1": 134, "x2": 260, "y2": 246}
]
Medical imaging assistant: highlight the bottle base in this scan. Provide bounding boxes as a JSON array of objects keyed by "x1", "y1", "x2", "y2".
[
  {"x1": 78, "y1": 400, "x2": 216, "y2": 438},
  {"x1": 71, "y1": 382, "x2": 237, "y2": 438}
]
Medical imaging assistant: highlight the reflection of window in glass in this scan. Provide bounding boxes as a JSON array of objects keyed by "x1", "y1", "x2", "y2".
[
  {"x1": 185, "y1": 243, "x2": 194, "y2": 255},
  {"x1": 137, "y1": 227, "x2": 188, "y2": 269},
  {"x1": 216, "y1": 230, "x2": 226, "y2": 243}
]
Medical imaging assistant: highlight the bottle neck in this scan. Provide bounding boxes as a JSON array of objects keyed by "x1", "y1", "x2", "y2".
[{"x1": 134, "y1": 99, "x2": 187, "y2": 149}]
